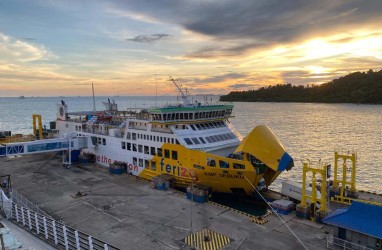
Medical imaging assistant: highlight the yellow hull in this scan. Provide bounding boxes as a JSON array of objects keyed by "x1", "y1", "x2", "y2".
[{"x1": 139, "y1": 125, "x2": 294, "y2": 195}]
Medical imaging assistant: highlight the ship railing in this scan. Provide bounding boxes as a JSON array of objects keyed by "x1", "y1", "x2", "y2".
[
  {"x1": 10, "y1": 202, "x2": 120, "y2": 250},
  {"x1": 326, "y1": 235, "x2": 373, "y2": 250},
  {"x1": 10, "y1": 189, "x2": 51, "y2": 219}
]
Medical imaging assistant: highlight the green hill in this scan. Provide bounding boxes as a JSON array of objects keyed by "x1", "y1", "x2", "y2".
[{"x1": 220, "y1": 69, "x2": 382, "y2": 104}]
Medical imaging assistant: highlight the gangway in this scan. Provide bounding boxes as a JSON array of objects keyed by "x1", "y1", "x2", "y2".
[{"x1": 0, "y1": 135, "x2": 89, "y2": 166}]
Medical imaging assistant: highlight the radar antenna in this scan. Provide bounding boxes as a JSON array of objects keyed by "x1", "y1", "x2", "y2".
[{"x1": 168, "y1": 76, "x2": 192, "y2": 106}]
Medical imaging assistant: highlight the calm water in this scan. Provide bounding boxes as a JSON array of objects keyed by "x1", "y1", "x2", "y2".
[{"x1": 1, "y1": 97, "x2": 381, "y2": 193}]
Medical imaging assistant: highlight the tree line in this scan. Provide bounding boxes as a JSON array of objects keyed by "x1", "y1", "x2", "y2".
[{"x1": 220, "y1": 69, "x2": 382, "y2": 104}]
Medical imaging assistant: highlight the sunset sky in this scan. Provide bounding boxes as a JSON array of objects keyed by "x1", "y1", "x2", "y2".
[{"x1": 1, "y1": 0, "x2": 382, "y2": 97}]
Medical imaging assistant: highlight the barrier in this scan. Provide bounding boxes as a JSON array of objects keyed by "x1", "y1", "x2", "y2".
[{"x1": 10, "y1": 203, "x2": 119, "y2": 250}]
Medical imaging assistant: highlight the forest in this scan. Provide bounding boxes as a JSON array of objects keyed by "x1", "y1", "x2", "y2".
[{"x1": 220, "y1": 70, "x2": 382, "y2": 104}]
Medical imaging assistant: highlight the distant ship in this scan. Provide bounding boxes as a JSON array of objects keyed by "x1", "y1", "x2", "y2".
[
  {"x1": 55, "y1": 78, "x2": 294, "y2": 195},
  {"x1": 19, "y1": 96, "x2": 25, "y2": 99}
]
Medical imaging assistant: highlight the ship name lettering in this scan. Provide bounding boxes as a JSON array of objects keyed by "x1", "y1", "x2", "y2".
[{"x1": 219, "y1": 173, "x2": 244, "y2": 179}]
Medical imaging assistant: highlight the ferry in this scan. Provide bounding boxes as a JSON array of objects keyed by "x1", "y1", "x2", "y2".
[{"x1": 55, "y1": 79, "x2": 294, "y2": 195}]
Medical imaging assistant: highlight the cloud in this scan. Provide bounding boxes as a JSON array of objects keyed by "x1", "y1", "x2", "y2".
[
  {"x1": 0, "y1": 33, "x2": 55, "y2": 62},
  {"x1": 190, "y1": 73, "x2": 248, "y2": 85},
  {"x1": 109, "y1": 0, "x2": 382, "y2": 58},
  {"x1": 229, "y1": 83, "x2": 257, "y2": 89},
  {"x1": 126, "y1": 33, "x2": 170, "y2": 43}
]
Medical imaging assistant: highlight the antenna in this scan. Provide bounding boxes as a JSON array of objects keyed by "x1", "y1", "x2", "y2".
[
  {"x1": 155, "y1": 69, "x2": 158, "y2": 108},
  {"x1": 92, "y1": 82, "x2": 96, "y2": 113}
]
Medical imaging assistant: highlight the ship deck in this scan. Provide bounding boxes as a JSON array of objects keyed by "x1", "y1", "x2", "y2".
[{"x1": 0, "y1": 153, "x2": 333, "y2": 249}]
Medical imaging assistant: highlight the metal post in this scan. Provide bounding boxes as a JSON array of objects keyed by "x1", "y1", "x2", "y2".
[
  {"x1": 75, "y1": 231, "x2": 80, "y2": 250},
  {"x1": 63, "y1": 225, "x2": 68, "y2": 250},
  {"x1": 88, "y1": 236, "x2": 93, "y2": 250},
  {"x1": 35, "y1": 213, "x2": 39, "y2": 234},
  {"x1": 21, "y1": 207, "x2": 25, "y2": 226},
  {"x1": 43, "y1": 217, "x2": 48, "y2": 239},
  {"x1": 15, "y1": 204, "x2": 19, "y2": 222},
  {"x1": 27, "y1": 210, "x2": 32, "y2": 230},
  {"x1": 52, "y1": 221, "x2": 58, "y2": 245},
  {"x1": 104, "y1": 243, "x2": 109, "y2": 250}
]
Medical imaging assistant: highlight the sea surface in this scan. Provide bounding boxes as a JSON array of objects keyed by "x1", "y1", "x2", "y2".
[{"x1": 1, "y1": 96, "x2": 381, "y2": 193}]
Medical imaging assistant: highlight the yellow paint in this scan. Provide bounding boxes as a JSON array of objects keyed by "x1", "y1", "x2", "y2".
[
  {"x1": 139, "y1": 125, "x2": 291, "y2": 195},
  {"x1": 333, "y1": 151, "x2": 357, "y2": 201},
  {"x1": 300, "y1": 161, "x2": 329, "y2": 220},
  {"x1": 32, "y1": 114, "x2": 43, "y2": 139},
  {"x1": 184, "y1": 228, "x2": 231, "y2": 250}
]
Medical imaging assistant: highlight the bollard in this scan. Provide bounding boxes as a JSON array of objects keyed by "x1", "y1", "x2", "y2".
[
  {"x1": 104, "y1": 243, "x2": 109, "y2": 250},
  {"x1": 35, "y1": 213, "x2": 39, "y2": 234}
]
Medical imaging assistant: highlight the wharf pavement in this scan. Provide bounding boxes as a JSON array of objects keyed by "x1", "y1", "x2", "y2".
[{"x1": 0, "y1": 153, "x2": 331, "y2": 250}]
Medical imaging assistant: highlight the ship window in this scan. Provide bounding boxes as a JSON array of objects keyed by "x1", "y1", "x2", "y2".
[
  {"x1": 180, "y1": 113, "x2": 183, "y2": 119},
  {"x1": 157, "y1": 148, "x2": 163, "y2": 157},
  {"x1": 184, "y1": 138, "x2": 193, "y2": 145},
  {"x1": 132, "y1": 133, "x2": 137, "y2": 140},
  {"x1": 157, "y1": 136, "x2": 159, "y2": 141},
  {"x1": 233, "y1": 163, "x2": 245, "y2": 169},
  {"x1": 190, "y1": 125, "x2": 196, "y2": 131},
  {"x1": 139, "y1": 159, "x2": 143, "y2": 167},
  {"x1": 126, "y1": 132, "x2": 131, "y2": 140},
  {"x1": 171, "y1": 138, "x2": 174, "y2": 144},
  {"x1": 172, "y1": 151, "x2": 178, "y2": 160},
  {"x1": 133, "y1": 157, "x2": 137, "y2": 165},
  {"x1": 121, "y1": 142, "x2": 126, "y2": 149},
  {"x1": 210, "y1": 136, "x2": 217, "y2": 143},
  {"x1": 195, "y1": 124, "x2": 201, "y2": 129},
  {"x1": 195, "y1": 112, "x2": 199, "y2": 119},
  {"x1": 191, "y1": 138, "x2": 200, "y2": 144},
  {"x1": 219, "y1": 160, "x2": 229, "y2": 169},
  {"x1": 214, "y1": 135, "x2": 221, "y2": 141},
  {"x1": 97, "y1": 138, "x2": 101, "y2": 144},
  {"x1": 175, "y1": 139, "x2": 180, "y2": 144},
  {"x1": 207, "y1": 158, "x2": 216, "y2": 167},
  {"x1": 222, "y1": 134, "x2": 229, "y2": 140},
  {"x1": 138, "y1": 145, "x2": 143, "y2": 153},
  {"x1": 145, "y1": 160, "x2": 149, "y2": 169},
  {"x1": 144, "y1": 146, "x2": 149, "y2": 154},
  {"x1": 164, "y1": 149, "x2": 170, "y2": 158},
  {"x1": 137, "y1": 134, "x2": 140, "y2": 139},
  {"x1": 206, "y1": 137, "x2": 212, "y2": 143},
  {"x1": 150, "y1": 147, "x2": 155, "y2": 155},
  {"x1": 127, "y1": 143, "x2": 131, "y2": 150},
  {"x1": 150, "y1": 135, "x2": 153, "y2": 140},
  {"x1": 151, "y1": 161, "x2": 156, "y2": 170},
  {"x1": 199, "y1": 137, "x2": 206, "y2": 144},
  {"x1": 200, "y1": 124, "x2": 206, "y2": 129},
  {"x1": 133, "y1": 144, "x2": 137, "y2": 152},
  {"x1": 160, "y1": 137, "x2": 163, "y2": 142},
  {"x1": 102, "y1": 138, "x2": 106, "y2": 145},
  {"x1": 218, "y1": 135, "x2": 225, "y2": 141}
]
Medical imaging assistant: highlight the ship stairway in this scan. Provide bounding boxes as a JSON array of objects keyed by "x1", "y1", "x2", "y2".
[{"x1": 0, "y1": 135, "x2": 89, "y2": 158}]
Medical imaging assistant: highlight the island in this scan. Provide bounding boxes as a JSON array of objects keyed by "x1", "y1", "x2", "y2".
[{"x1": 220, "y1": 70, "x2": 382, "y2": 104}]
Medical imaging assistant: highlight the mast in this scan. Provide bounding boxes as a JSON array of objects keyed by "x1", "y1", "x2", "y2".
[
  {"x1": 169, "y1": 76, "x2": 192, "y2": 106},
  {"x1": 92, "y1": 82, "x2": 96, "y2": 113}
]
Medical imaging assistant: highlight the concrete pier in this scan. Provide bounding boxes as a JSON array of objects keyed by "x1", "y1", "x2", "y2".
[{"x1": 0, "y1": 153, "x2": 331, "y2": 249}]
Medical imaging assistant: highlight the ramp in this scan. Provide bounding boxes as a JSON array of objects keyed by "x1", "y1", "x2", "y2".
[{"x1": 0, "y1": 136, "x2": 88, "y2": 157}]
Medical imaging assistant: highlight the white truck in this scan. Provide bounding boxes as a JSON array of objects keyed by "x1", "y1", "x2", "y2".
[{"x1": 281, "y1": 181, "x2": 321, "y2": 204}]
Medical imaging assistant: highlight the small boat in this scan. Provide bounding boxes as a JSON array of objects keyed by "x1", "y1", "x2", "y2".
[{"x1": 19, "y1": 96, "x2": 25, "y2": 99}]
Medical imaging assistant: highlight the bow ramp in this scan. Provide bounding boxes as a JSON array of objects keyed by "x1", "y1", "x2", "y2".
[
  {"x1": 0, "y1": 136, "x2": 89, "y2": 157},
  {"x1": 234, "y1": 125, "x2": 294, "y2": 185}
]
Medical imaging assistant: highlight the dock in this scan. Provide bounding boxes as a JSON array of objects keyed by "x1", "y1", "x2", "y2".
[{"x1": 0, "y1": 153, "x2": 333, "y2": 249}]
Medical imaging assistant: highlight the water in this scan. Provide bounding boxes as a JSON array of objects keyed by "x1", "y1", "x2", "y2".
[{"x1": 1, "y1": 97, "x2": 381, "y2": 193}]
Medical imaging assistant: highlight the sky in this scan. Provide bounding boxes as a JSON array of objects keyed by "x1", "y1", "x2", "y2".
[{"x1": 0, "y1": 0, "x2": 382, "y2": 97}]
